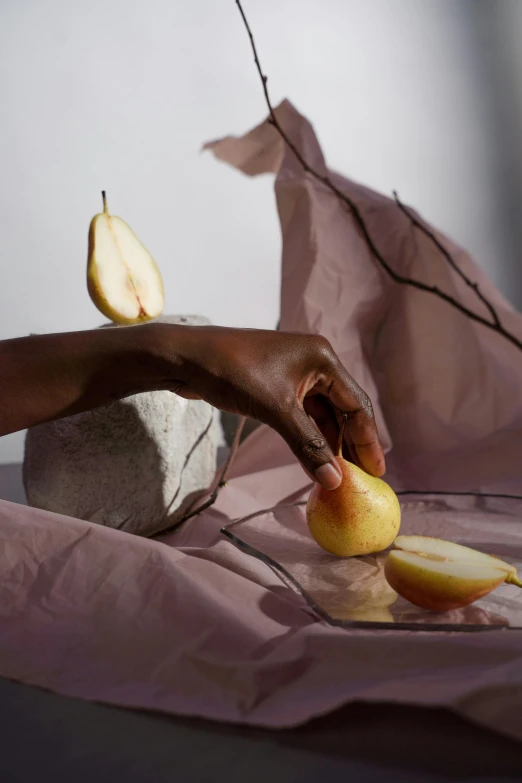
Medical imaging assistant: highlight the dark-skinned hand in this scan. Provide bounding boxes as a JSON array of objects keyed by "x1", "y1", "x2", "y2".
[
  {"x1": 0, "y1": 323, "x2": 385, "y2": 490},
  {"x1": 154, "y1": 325, "x2": 386, "y2": 489}
]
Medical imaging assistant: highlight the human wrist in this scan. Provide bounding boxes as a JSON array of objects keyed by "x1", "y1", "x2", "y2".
[
  {"x1": 137, "y1": 322, "x2": 192, "y2": 390},
  {"x1": 88, "y1": 322, "x2": 189, "y2": 400}
]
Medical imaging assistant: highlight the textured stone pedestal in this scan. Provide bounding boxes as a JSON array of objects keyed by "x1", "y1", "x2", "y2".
[{"x1": 23, "y1": 316, "x2": 221, "y2": 537}]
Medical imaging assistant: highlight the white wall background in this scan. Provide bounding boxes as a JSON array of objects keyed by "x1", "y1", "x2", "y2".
[{"x1": 0, "y1": 0, "x2": 519, "y2": 463}]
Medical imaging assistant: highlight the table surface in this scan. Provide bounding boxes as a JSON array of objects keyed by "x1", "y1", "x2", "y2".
[{"x1": 2, "y1": 462, "x2": 522, "y2": 782}]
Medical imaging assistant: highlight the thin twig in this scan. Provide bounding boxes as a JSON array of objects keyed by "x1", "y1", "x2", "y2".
[
  {"x1": 179, "y1": 415, "x2": 246, "y2": 523},
  {"x1": 151, "y1": 415, "x2": 247, "y2": 537},
  {"x1": 393, "y1": 191, "x2": 502, "y2": 328},
  {"x1": 156, "y1": 412, "x2": 215, "y2": 527},
  {"x1": 235, "y1": 0, "x2": 522, "y2": 353}
]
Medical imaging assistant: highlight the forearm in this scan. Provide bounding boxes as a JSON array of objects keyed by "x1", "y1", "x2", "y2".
[{"x1": 0, "y1": 323, "x2": 185, "y2": 436}]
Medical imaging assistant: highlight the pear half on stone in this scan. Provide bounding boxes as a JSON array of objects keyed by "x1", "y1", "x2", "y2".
[{"x1": 87, "y1": 191, "x2": 164, "y2": 325}]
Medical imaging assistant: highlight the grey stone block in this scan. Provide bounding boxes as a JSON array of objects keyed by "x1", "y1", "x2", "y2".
[{"x1": 23, "y1": 316, "x2": 221, "y2": 537}]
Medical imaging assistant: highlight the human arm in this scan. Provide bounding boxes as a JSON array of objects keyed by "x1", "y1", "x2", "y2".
[{"x1": 0, "y1": 323, "x2": 385, "y2": 490}]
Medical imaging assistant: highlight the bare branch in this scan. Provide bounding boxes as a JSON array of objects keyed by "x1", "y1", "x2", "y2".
[
  {"x1": 179, "y1": 415, "x2": 246, "y2": 524},
  {"x1": 393, "y1": 190, "x2": 502, "y2": 328},
  {"x1": 151, "y1": 415, "x2": 247, "y2": 538},
  {"x1": 235, "y1": 0, "x2": 522, "y2": 353}
]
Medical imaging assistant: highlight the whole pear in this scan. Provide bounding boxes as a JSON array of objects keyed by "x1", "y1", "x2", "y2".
[{"x1": 306, "y1": 454, "x2": 401, "y2": 557}]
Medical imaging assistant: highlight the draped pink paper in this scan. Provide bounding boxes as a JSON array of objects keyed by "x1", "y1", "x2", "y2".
[
  {"x1": 1, "y1": 100, "x2": 522, "y2": 741},
  {"x1": 205, "y1": 100, "x2": 522, "y2": 496}
]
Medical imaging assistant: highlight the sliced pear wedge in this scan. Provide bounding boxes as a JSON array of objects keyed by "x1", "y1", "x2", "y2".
[
  {"x1": 87, "y1": 191, "x2": 164, "y2": 325},
  {"x1": 384, "y1": 535, "x2": 522, "y2": 612}
]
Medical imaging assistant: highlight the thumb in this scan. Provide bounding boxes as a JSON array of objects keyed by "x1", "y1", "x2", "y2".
[{"x1": 274, "y1": 405, "x2": 343, "y2": 490}]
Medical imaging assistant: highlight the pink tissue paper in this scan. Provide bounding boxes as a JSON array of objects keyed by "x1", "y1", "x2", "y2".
[{"x1": 1, "y1": 100, "x2": 522, "y2": 741}]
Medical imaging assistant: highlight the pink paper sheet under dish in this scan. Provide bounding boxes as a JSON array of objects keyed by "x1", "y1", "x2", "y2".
[{"x1": 2, "y1": 101, "x2": 522, "y2": 741}]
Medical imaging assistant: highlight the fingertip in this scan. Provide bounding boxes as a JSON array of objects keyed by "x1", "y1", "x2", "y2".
[
  {"x1": 358, "y1": 445, "x2": 386, "y2": 478},
  {"x1": 315, "y1": 462, "x2": 342, "y2": 490},
  {"x1": 372, "y1": 460, "x2": 387, "y2": 478}
]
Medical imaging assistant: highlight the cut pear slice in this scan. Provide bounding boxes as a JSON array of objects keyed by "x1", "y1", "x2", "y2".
[
  {"x1": 384, "y1": 535, "x2": 522, "y2": 612},
  {"x1": 87, "y1": 192, "x2": 164, "y2": 325},
  {"x1": 394, "y1": 535, "x2": 519, "y2": 578}
]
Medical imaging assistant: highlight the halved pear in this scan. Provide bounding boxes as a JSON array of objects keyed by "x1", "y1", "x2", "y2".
[
  {"x1": 384, "y1": 535, "x2": 522, "y2": 612},
  {"x1": 87, "y1": 192, "x2": 164, "y2": 325}
]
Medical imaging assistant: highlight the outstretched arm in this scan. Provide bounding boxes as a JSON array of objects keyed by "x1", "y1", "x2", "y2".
[{"x1": 0, "y1": 323, "x2": 385, "y2": 490}]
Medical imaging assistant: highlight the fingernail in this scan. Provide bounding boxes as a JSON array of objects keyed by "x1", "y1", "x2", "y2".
[{"x1": 315, "y1": 462, "x2": 342, "y2": 490}]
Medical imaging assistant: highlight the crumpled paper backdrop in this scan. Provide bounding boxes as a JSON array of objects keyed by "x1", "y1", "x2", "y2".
[
  {"x1": 1, "y1": 100, "x2": 522, "y2": 741},
  {"x1": 205, "y1": 100, "x2": 522, "y2": 496}
]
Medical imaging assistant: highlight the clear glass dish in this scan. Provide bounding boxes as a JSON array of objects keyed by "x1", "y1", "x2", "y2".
[{"x1": 221, "y1": 493, "x2": 522, "y2": 632}]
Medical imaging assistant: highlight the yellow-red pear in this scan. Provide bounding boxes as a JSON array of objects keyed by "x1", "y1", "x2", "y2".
[
  {"x1": 385, "y1": 535, "x2": 522, "y2": 612},
  {"x1": 306, "y1": 456, "x2": 401, "y2": 557}
]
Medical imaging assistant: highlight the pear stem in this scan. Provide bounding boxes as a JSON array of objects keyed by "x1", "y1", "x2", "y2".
[
  {"x1": 506, "y1": 573, "x2": 522, "y2": 588},
  {"x1": 337, "y1": 414, "x2": 347, "y2": 458},
  {"x1": 102, "y1": 190, "x2": 108, "y2": 214}
]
